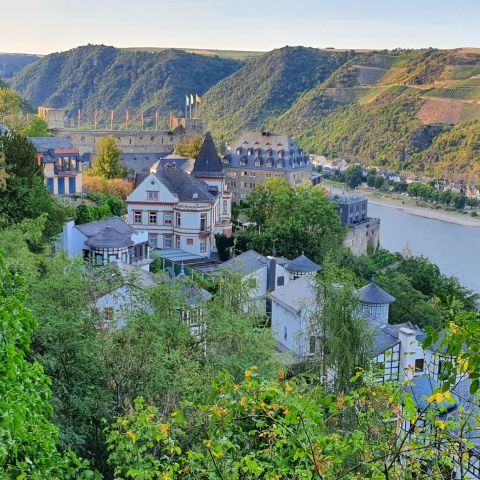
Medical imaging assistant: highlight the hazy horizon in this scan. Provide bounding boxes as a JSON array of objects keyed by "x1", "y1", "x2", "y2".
[{"x1": 1, "y1": 0, "x2": 479, "y2": 55}]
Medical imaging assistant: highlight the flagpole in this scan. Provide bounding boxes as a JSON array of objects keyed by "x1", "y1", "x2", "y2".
[
  {"x1": 185, "y1": 95, "x2": 188, "y2": 121},
  {"x1": 110, "y1": 110, "x2": 114, "y2": 130},
  {"x1": 189, "y1": 97, "x2": 192, "y2": 119},
  {"x1": 141, "y1": 111, "x2": 144, "y2": 131},
  {"x1": 94, "y1": 110, "x2": 97, "y2": 130}
]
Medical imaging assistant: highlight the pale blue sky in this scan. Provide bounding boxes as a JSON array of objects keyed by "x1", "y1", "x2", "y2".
[{"x1": 2, "y1": 0, "x2": 479, "y2": 54}]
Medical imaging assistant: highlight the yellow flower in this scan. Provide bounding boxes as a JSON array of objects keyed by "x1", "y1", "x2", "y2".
[
  {"x1": 240, "y1": 396, "x2": 248, "y2": 407},
  {"x1": 285, "y1": 382, "x2": 293, "y2": 396},
  {"x1": 126, "y1": 431, "x2": 136, "y2": 444},
  {"x1": 233, "y1": 384, "x2": 241, "y2": 392},
  {"x1": 436, "y1": 420, "x2": 446, "y2": 430},
  {"x1": 251, "y1": 365, "x2": 258, "y2": 371},
  {"x1": 159, "y1": 423, "x2": 169, "y2": 439},
  {"x1": 245, "y1": 369, "x2": 252, "y2": 380}
]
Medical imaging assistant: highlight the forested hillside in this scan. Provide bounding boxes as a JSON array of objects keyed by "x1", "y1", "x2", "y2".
[
  {"x1": 12, "y1": 44, "x2": 241, "y2": 118},
  {"x1": 201, "y1": 46, "x2": 356, "y2": 144},
  {"x1": 9, "y1": 45, "x2": 480, "y2": 178},
  {"x1": 0, "y1": 53, "x2": 40, "y2": 79}
]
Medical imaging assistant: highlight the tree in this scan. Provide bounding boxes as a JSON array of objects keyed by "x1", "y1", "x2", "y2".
[
  {"x1": 88, "y1": 136, "x2": 126, "y2": 180},
  {"x1": 239, "y1": 178, "x2": 345, "y2": 263},
  {"x1": 0, "y1": 87, "x2": 23, "y2": 120},
  {"x1": 173, "y1": 134, "x2": 203, "y2": 159},
  {"x1": 1, "y1": 132, "x2": 43, "y2": 180},
  {"x1": 311, "y1": 260, "x2": 373, "y2": 391},
  {"x1": 366, "y1": 173, "x2": 376, "y2": 187},
  {"x1": 214, "y1": 233, "x2": 233, "y2": 261},
  {"x1": 374, "y1": 175, "x2": 385, "y2": 190},
  {"x1": 19, "y1": 116, "x2": 51, "y2": 137},
  {"x1": 0, "y1": 256, "x2": 90, "y2": 478},
  {"x1": 344, "y1": 164, "x2": 363, "y2": 189}
]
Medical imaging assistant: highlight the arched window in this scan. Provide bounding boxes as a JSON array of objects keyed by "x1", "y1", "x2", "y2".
[
  {"x1": 255, "y1": 158, "x2": 261, "y2": 167},
  {"x1": 240, "y1": 156, "x2": 247, "y2": 166},
  {"x1": 266, "y1": 159, "x2": 273, "y2": 167},
  {"x1": 236, "y1": 147, "x2": 242, "y2": 155}
]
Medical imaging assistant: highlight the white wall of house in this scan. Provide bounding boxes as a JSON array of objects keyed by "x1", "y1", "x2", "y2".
[{"x1": 57, "y1": 221, "x2": 88, "y2": 256}]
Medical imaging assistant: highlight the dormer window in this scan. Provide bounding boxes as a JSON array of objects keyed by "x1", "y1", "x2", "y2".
[
  {"x1": 266, "y1": 148, "x2": 273, "y2": 157},
  {"x1": 277, "y1": 160, "x2": 284, "y2": 168},
  {"x1": 255, "y1": 148, "x2": 262, "y2": 156},
  {"x1": 266, "y1": 159, "x2": 273, "y2": 167},
  {"x1": 247, "y1": 148, "x2": 254, "y2": 156},
  {"x1": 240, "y1": 156, "x2": 248, "y2": 166},
  {"x1": 255, "y1": 158, "x2": 261, "y2": 167},
  {"x1": 236, "y1": 147, "x2": 242, "y2": 155},
  {"x1": 278, "y1": 149, "x2": 284, "y2": 158},
  {"x1": 223, "y1": 157, "x2": 229, "y2": 164}
]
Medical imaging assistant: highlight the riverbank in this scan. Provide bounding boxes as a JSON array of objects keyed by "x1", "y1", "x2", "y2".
[{"x1": 323, "y1": 181, "x2": 480, "y2": 227}]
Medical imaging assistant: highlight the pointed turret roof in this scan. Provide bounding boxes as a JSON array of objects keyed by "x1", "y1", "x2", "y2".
[
  {"x1": 286, "y1": 254, "x2": 320, "y2": 274},
  {"x1": 192, "y1": 132, "x2": 224, "y2": 177},
  {"x1": 358, "y1": 283, "x2": 396, "y2": 305}
]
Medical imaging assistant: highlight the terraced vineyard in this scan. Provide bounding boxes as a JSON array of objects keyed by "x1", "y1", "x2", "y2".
[
  {"x1": 416, "y1": 98, "x2": 464, "y2": 124},
  {"x1": 425, "y1": 86, "x2": 480, "y2": 100}
]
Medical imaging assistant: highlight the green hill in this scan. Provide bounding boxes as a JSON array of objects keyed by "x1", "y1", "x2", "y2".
[
  {"x1": 12, "y1": 44, "x2": 241, "y2": 118},
  {"x1": 122, "y1": 47, "x2": 264, "y2": 61},
  {"x1": 0, "y1": 53, "x2": 41, "y2": 80},
  {"x1": 201, "y1": 46, "x2": 356, "y2": 144}
]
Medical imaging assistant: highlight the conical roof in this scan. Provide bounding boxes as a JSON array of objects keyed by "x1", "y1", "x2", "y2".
[
  {"x1": 358, "y1": 283, "x2": 396, "y2": 304},
  {"x1": 192, "y1": 132, "x2": 224, "y2": 176},
  {"x1": 286, "y1": 254, "x2": 320, "y2": 274}
]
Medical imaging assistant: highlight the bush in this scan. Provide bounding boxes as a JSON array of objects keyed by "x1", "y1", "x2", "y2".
[{"x1": 471, "y1": 211, "x2": 478, "y2": 217}]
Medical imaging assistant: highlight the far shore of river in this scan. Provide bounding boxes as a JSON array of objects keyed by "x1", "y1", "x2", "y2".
[{"x1": 323, "y1": 181, "x2": 480, "y2": 227}]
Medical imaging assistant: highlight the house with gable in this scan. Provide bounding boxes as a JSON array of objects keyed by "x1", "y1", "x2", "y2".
[
  {"x1": 126, "y1": 133, "x2": 232, "y2": 257},
  {"x1": 28, "y1": 137, "x2": 83, "y2": 195}
]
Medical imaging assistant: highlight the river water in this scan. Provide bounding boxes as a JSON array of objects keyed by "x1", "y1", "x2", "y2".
[{"x1": 368, "y1": 203, "x2": 480, "y2": 293}]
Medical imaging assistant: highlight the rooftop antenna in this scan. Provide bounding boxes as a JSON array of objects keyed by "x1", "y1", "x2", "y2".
[{"x1": 272, "y1": 239, "x2": 278, "y2": 257}]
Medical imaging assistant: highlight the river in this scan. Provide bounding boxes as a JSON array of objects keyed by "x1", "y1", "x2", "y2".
[{"x1": 369, "y1": 202, "x2": 480, "y2": 293}]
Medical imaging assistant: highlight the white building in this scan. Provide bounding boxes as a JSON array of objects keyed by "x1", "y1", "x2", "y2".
[
  {"x1": 57, "y1": 217, "x2": 151, "y2": 270},
  {"x1": 126, "y1": 133, "x2": 232, "y2": 257}
]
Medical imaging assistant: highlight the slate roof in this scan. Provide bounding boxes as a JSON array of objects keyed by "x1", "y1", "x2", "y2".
[
  {"x1": 224, "y1": 131, "x2": 311, "y2": 172},
  {"x1": 85, "y1": 228, "x2": 135, "y2": 249},
  {"x1": 154, "y1": 169, "x2": 216, "y2": 202},
  {"x1": 150, "y1": 154, "x2": 194, "y2": 174},
  {"x1": 28, "y1": 137, "x2": 76, "y2": 152},
  {"x1": 75, "y1": 216, "x2": 135, "y2": 238},
  {"x1": 269, "y1": 276, "x2": 317, "y2": 313},
  {"x1": 286, "y1": 254, "x2": 320, "y2": 274},
  {"x1": 121, "y1": 152, "x2": 170, "y2": 174},
  {"x1": 221, "y1": 249, "x2": 267, "y2": 274},
  {"x1": 358, "y1": 283, "x2": 396, "y2": 304},
  {"x1": 369, "y1": 321, "x2": 424, "y2": 356},
  {"x1": 192, "y1": 132, "x2": 224, "y2": 177}
]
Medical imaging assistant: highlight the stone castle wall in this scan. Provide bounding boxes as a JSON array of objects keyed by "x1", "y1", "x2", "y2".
[{"x1": 343, "y1": 217, "x2": 380, "y2": 256}]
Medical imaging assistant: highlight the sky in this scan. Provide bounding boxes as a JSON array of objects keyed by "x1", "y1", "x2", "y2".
[{"x1": 1, "y1": 0, "x2": 479, "y2": 54}]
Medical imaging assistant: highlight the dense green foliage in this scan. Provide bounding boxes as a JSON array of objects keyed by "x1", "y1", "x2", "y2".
[
  {"x1": 0, "y1": 132, "x2": 66, "y2": 238},
  {"x1": 236, "y1": 178, "x2": 345, "y2": 262},
  {"x1": 19, "y1": 115, "x2": 51, "y2": 137},
  {"x1": 12, "y1": 44, "x2": 241, "y2": 120}
]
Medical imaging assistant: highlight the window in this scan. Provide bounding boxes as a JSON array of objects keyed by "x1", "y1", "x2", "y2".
[
  {"x1": 242, "y1": 182, "x2": 248, "y2": 188},
  {"x1": 164, "y1": 235, "x2": 173, "y2": 248},
  {"x1": 148, "y1": 233, "x2": 157, "y2": 247},
  {"x1": 255, "y1": 159, "x2": 261, "y2": 167},
  {"x1": 277, "y1": 276, "x2": 285, "y2": 286},
  {"x1": 240, "y1": 193, "x2": 247, "y2": 199},
  {"x1": 149, "y1": 211, "x2": 157, "y2": 224},
  {"x1": 223, "y1": 201, "x2": 227, "y2": 214},
  {"x1": 242, "y1": 171, "x2": 248, "y2": 176},
  {"x1": 176, "y1": 212, "x2": 181, "y2": 227},
  {"x1": 187, "y1": 238, "x2": 193, "y2": 246},
  {"x1": 250, "y1": 183, "x2": 255, "y2": 188},
  {"x1": 147, "y1": 191, "x2": 159, "y2": 200},
  {"x1": 175, "y1": 235, "x2": 180, "y2": 249},
  {"x1": 164, "y1": 212, "x2": 172, "y2": 225},
  {"x1": 309, "y1": 336, "x2": 316, "y2": 354},
  {"x1": 200, "y1": 213, "x2": 207, "y2": 231},
  {"x1": 96, "y1": 255, "x2": 103, "y2": 266},
  {"x1": 133, "y1": 211, "x2": 142, "y2": 224},
  {"x1": 200, "y1": 238, "x2": 207, "y2": 253},
  {"x1": 284, "y1": 326, "x2": 288, "y2": 341},
  {"x1": 230, "y1": 180, "x2": 236, "y2": 187},
  {"x1": 415, "y1": 358, "x2": 424, "y2": 373},
  {"x1": 251, "y1": 172, "x2": 256, "y2": 177}
]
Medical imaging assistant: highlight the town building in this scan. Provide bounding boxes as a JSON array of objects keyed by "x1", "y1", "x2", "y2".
[
  {"x1": 126, "y1": 133, "x2": 232, "y2": 257},
  {"x1": 332, "y1": 194, "x2": 380, "y2": 256},
  {"x1": 94, "y1": 262, "x2": 210, "y2": 331},
  {"x1": 28, "y1": 137, "x2": 83, "y2": 195},
  {"x1": 221, "y1": 249, "x2": 291, "y2": 313},
  {"x1": 269, "y1": 279, "x2": 428, "y2": 384},
  {"x1": 57, "y1": 217, "x2": 151, "y2": 270},
  {"x1": 222, "y1": 131, "x2": 312, "y2": 203},
  {"x1": 37, "y1": 106, "x2": 66, "y2": 129}
]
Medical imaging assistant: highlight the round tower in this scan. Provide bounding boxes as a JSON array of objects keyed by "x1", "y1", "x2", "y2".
[{"x1": 358, "y1": 282, "x2": 396, "y2": 324}]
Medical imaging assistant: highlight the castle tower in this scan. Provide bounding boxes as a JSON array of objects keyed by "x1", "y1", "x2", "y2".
[{"x1": 285, "y1": 254, "x2": 320, "y2": 280}]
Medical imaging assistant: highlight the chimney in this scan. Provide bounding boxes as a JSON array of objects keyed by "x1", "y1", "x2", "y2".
[
  {"x1": 266, "y1": 256, "x2": 276, "y2": 293},
  {"x1": 398, "y1": 327, "x2": 419, "y2": 381}
]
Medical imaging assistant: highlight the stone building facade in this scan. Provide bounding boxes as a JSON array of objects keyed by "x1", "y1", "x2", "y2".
[
  {"x1": 222, "y1": 131, "x2": 312, "y2": 203},
  {"x1": 332, "y1": 194, "x2": 380, "y2": 256}
]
